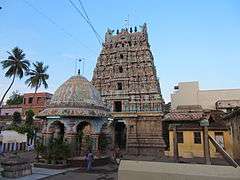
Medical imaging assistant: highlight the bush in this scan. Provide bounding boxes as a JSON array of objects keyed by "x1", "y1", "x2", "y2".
[
  {"x1": 85, "y1": 135, "x2": 93, "y2": 151},
  {"x1": 12, "y1": 111, "x2": 22, "y2": 124},
  {"x1": 47, "y1": 138, "x2": 71, "y2": 163},
  {"x1": 6, "y1": 91, "x2": 23, "y2": 105},
  {"x1": 98, "y1": 133, "x2": 108, "y2": 152},
  {"x1": 25, "y1": 109, "x2": 35, "y2": 126}
]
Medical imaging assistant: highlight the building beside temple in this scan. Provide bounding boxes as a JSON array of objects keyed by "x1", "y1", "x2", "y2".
[
  {"x1": 92, "y1": 23, "x2": 166, "y2": 156},
  {"x1": 22, "y1": 92, "x2": 52, "y2": 115},
  {"x1": 171, "y1": 81, "x2": 240, "y2": 110},
  {"x1": 223, "y1": 108, "x2": 240, "y2": 161},
  {"x1": 0, "y1": 92, "x2": 52, "y2": 117},
  {"x1": 0, "y1": 105, "x2": 22, "y2": 116},
  {"x1": 164, "y1": 106, "x2": 231, "y2": 159},
  {"x1": 38, "y1": 75, "x2": 109, "y2": 154}
]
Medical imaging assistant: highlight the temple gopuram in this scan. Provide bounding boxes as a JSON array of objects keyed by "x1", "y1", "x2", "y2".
[{"x1": 92, "y1": 23, "x2": 166, "y2": 156}]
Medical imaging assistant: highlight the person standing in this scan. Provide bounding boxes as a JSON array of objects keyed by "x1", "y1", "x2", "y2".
[{"x1": 86, "y1": 150, "x2": 94, "y2": 171}]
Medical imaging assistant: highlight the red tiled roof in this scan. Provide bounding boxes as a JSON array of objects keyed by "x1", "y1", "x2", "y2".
[{"x1": 164, "y1": 112, "x2": 203, "y2": 121}]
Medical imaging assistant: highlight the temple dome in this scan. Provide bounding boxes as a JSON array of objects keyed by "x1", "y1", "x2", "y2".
[{"x1": 38, "y1": 75, "x2": 109, "y2": 117}]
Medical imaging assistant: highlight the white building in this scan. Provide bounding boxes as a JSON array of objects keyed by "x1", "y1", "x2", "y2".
[
  {"x1": 171, "y1": 81, "x2": 240, "y2": 110},
  {"x1": 0, "y1": 130, "x2": 27, "y2": 153}
]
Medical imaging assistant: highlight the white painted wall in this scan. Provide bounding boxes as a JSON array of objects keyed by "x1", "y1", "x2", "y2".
[
  {"x1": 171, "y1": 81, "x2": 240, "y2": 110},
  {"x1": 0, "y1": 130, "x2": 27, "y2": 143}
]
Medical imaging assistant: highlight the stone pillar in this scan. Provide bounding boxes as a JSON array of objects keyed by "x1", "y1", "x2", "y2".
[{"x1": 92, "y1": 134, "x2": 99, "y2": 153}]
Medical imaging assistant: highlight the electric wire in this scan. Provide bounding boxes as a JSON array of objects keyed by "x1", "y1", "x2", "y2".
[
  {"x1": 67, "y1": 0, "x2": 103, "y2": 45},
  {"x1": 22, "y1": 0, "x2": 97, "y2": 56}
]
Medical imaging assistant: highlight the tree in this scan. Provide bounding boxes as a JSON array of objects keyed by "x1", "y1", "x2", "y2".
[
  {"x1": 25, "y1": 61, "x2": 49, "y2": 106},
  {"x1": 0, "y1": 47, "x2": 30, "y2": 108},
  {"x1": 6, "y1": 91, "x2": 23, "y2": 105},
  {"x1": 98, "y1": 132, "x2": 108, "y2": 153},
  {"x1": 25, "y1": 109, "x2": 35, "y2": 126},
  {"x1": 12, "y1": 111, "x2": 22, "y2": 125}
]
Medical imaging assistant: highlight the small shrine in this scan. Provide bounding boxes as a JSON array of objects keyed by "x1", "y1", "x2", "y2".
[{"x1": 38, "y1": 74, "x2": 109, "y2": 155}]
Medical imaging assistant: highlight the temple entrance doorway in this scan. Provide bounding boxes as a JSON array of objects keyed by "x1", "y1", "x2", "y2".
[
  {"x1": 50, "y1": 121, "x2": 65, "y2": 142},
  {"x1": 76, "y1": 121, "x2": 93, "y2": 155},
  {"x1": 114, "y1": 120, "x2": 126, "y2": 149}
]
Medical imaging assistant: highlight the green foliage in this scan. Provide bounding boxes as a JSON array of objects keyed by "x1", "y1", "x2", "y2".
[
  {"x1": 25, "y1": 109, "x2": 35, "y2": 126},
  {"x1": 76, "y1": 131, "x2": 84, "y2": 142},
  {"x1": 6, "y1": 91, "x2": 23, "y2": 105},
  {"x1": 12, "y1": 111, "x2": 22, "y2": 124},
  {"x1": 98, "y1": 133, "x2": 108, "y2": 151},
  {"x1": 46, "y1": 139, "x2": 71, "y2": 162},
  {"x1": 25, "y1": 61, "x2": 49, "y2": 91},
  {"x1": 35, "y1": 141, "x2": 45, "y2": 154},
  {"x1": 7, "y1": 123, "x2": 35, "y2": 140},
  {"x1": 0, "y1": 47, "x2": 30, "y2": 107},
  {"x1": 85, "y1": 135, "x2": 93, "y2": 150},
  {"x1": 1, "y1": 47, "x2": 30, "y2": 79}
]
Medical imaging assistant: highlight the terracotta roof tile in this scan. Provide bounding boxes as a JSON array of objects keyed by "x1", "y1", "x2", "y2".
[{"x1": 164, "y1": 112, "x2": 203, "y2": 121}]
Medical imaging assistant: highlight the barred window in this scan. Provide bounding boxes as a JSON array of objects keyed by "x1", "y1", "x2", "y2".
[
  {"x1": 177, "y1": 132, "x2": 184, "y2": 143},
  {"x1": 194, "y1": 132, "x2": 201, "y2": 144}
]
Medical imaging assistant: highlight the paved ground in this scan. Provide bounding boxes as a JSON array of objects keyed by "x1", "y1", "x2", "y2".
[
  {"x1": 42, "y1": 164, "x2": 118, "y2": 180},
  {"x1": 1, "y1": 167, "x2": 80, "y2": 180}
]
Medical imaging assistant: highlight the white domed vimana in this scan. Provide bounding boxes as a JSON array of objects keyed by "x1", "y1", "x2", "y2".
[{"x1": 39, "y1": 75, "x2": 109, "y2": 117}]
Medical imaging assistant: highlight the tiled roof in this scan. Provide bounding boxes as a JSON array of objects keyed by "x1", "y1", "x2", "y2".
[
  {"x1": 223, "y1": 108, "x2": 240, "y2": 120},
  {"x1": 163, "y1": 112, "x2": 203, "y2": 121}
]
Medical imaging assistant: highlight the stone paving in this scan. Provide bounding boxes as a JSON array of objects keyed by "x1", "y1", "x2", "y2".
[
  {"x1": 0, "y1": 167, "x2": 80, "y2": 180},
  {"x1": 41, "y1": 164, "x2": 118, "y2": 180}
]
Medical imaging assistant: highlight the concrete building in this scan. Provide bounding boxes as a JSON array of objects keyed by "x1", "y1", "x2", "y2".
[
  {"x1": 22, "y1": 92, "x2": 52, "y2": 115},
  {"x1": 0, "y1": 130, "x2": 28, "y2": 153},
  {"x1": 163, "y1": 107, "x2": 231, "y2": 159},
  {"x1": 0, "y1": 105, "x2": 22, "y2": 116},
  {"x1": 171, "y1": 81, "x2": 240, "y2": 110},
  {"x1": 223, "y1": 108, "x2": 240, "y2": 161}
]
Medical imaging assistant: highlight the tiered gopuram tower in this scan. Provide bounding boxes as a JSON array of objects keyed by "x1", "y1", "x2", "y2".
[{"x1": 92, "y1": 23, "x2": 166, "y2": 156}]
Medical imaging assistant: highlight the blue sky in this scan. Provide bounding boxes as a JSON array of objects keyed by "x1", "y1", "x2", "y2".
[{"x1": 0, "y1": 0, "x2": 240, "y2": 102}]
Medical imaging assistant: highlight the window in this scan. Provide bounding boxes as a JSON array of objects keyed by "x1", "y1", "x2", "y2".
[
  {"x1": 119, "y1": 66, "x2": 123, "y2": 73},
  {"x1": 194, "y1": 132, "x2": 201, "y2": 144},
  {"x1": 120, "y1": 54, "x2": 123, "y2": 59},
  {"x1": 215, "y1": 132, "x2": 224, "y2": 152},
  {"x1": 37, "y1": 97, "x2": 41, "y2": 104},
  {"x1": 24, "y1": 98, "x2": 26, "y2": 104},
  {"x1": 28, "y1": 97, "x2": 33, "y2": 104},
  {"x1": 114, "y1": 101, "x2": 122, "y2": 112},
  {"x1": 177, "y1": 132, "x2": 184, "y2": 143},
  {"x1": 117, "y1": 82, "x2": 123, "y2": 90}
]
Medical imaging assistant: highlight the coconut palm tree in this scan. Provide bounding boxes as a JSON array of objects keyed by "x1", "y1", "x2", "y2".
[
  {"x1": 0, "y1": 47, "x2": 30, "y2": 107},
  {"x1": 25, "y1": 61, "x2": 49, "y2": 106}
]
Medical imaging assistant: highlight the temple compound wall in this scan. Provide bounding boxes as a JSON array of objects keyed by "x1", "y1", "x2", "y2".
[{"x1": 92, "y1": 23, "x2": 166, "y2": 156}]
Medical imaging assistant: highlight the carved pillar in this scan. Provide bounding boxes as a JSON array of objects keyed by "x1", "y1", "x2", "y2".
[{"x1": 91, "y1": 134, "x2": 99, "y2": 153}]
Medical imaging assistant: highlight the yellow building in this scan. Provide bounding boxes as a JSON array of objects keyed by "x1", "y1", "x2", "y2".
[
  {"x1": 164, "y1": 106, "x2": 232, "y2": 159},
  {"x1": 168, "y1": 129, "x2": 231, "y2": 158}
]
